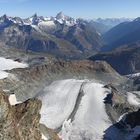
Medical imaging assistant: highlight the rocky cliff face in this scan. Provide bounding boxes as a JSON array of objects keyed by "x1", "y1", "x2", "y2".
[
  {"x1": 0, "y1": 90, "x2": 42, "y2": 140},
  {"x1": 0, "y1": 90, "x2": 20, "y2": 140},
  {"x1": 104, "y1": 84, "x2": 137, "y2": 123},
  {"x1": 103, "y1": 84, "x2": 140, "y2": 140}
]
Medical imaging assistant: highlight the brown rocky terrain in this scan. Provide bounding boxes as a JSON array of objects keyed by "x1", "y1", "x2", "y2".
[
  {"x1": 0, "y1": 59, "x2": 126, "y2": 102},
  {"x1": 0, "y1": 90, "x2": 20, "y2": 140},
  {"x1": 0, "y1": 89, "x2": 62, "y2": 140},
  {"x1": 104, "y1": 84, "x2": 137, "y2": 123},
  {"x1": 0, "y1": 90, "x2": 42, "y2": 140}
]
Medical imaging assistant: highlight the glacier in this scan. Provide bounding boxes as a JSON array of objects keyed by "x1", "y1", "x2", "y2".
[
  {"x1": 0, "y1": 57, "x2": 27, "y2": 79},
  {"x1": 38, "y1": 79, "x2": 112, "y2": 140}
]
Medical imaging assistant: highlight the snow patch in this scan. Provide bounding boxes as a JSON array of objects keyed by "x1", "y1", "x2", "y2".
[
  {"x1": 39, "y1": 21, "x2": 55, "y2": 27},
  {"x1": 0, "y1": 71, "x2": 9, "y2": 79},
  {"x1": 127, "y1": 72, "x2": 140, "y2": 78},
  {"x1": 127, "y1": 92, "x2": 140, "y2": 107},
  {"x1": 42, "y1": 133, "x2": 48, "y2": 140},
  {"x1": 0, "y1": 57, "x2": 28, "y2": 79},
  {"x1": 9, "y1": 94, "x2": 21, "y2": 105}
]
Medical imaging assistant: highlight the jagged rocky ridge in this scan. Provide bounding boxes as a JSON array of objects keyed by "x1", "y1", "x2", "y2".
[{"x1": 0, "y1": 13, "x2": 104, "y2": 59}]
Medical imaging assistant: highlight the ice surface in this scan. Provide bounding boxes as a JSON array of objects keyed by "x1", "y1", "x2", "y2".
[
  {"x1": 0, "y1": 57, "x2": 27, "y2": 79},
  {"x1": 60, "y1": 82, "x2": 112, "y2": 140},
  {"x1": 38, "y1": 79, "x2": 84, "y2": 129},
  {"x1": 38, "y1": 79, "x2": 112, "y2": 140}
]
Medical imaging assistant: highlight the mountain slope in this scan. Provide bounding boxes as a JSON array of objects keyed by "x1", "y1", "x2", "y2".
[
  {"x1": 89, "y1": 44, "x2": 140, "y2": 75},
  {"x1": 95, "y1": 18, "x2": 132, "y2": 28},
  {"x1": 103, "y1": 18, "x2": 140, "y2": 51},
  {"x1": 0, "y1": 58, "x2": 125, "y2": 102}
]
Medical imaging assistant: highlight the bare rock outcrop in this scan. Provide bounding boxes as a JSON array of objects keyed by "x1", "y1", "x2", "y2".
[{"x1": 0, "y1": 90, "x2": 42, "y2": 140}]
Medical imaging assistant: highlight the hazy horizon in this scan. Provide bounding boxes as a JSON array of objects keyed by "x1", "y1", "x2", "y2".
[
  {"x1": 0, "y1": 0, "x2": 140, "y2": 19},
  {"x1": 0, "y1": 12, "x2": 136, "y2": 20}
]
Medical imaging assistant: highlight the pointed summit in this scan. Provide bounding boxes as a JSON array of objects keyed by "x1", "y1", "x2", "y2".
[
  {"x1": 2, "y1": 14, "x2": 7, "y2": 19},
  {"x1": 1, "y1": 14, "x2": 9, "y2": 21},
  {"x1": 31, "y1": 13, "x2": 39, "y2": 25},
  {"x1": 56, "y1": 12, "x2": 65, "y2": 20},
  {"x1": 55, "y1": 12, "x2": 76, "y2": 26},
  {"x1": 0, "y1": 14, "x2": 13, "y2": 28},
  {"x1": 32, "y1": 13, "x2": 38, "y2": 19}
]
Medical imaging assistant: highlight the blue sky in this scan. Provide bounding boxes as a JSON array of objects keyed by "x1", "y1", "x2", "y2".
[{"x1": 0, "y1": 0, "x2": 140, "y2": 19}]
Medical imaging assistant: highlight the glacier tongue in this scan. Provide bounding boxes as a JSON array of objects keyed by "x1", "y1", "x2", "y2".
[
  {"x1": 38, "y1": 79, "x2": 112, "y2": 140},
  {"x1": 39, "y1": 79, "x2": 84, "y2": 129}
]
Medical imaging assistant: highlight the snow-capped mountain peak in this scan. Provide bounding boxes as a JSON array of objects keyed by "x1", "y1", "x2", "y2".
[
  {"x1": 133, "y1": 17, "x2": 140, "y2": 22},
  {"x1": 0, "y1": 14, "x2": 14, "y2": 28},
  {"x1": 55, "y1": 12, "x2": 76, "y2": 26},
  {"x1": 30, "y1": 13, "x2": 44, "y2": 25},
  {"x1": 56, "y1": 12, "x2": 65, "y2": 20},
  {"x1": 0, "y1": 14, "x2": 10, "y2": 23},
  {"x1": 26, "y1": 13, "x2": 41, "y2": 25}
]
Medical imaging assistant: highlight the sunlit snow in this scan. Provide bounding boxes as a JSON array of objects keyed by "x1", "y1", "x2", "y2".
[
  {"x1": 9, "y1": 94, "x2": 21, "y2": 105},
  {"x1": 127, "y1": 92, "x2": 140, "y2": 107},
  {"x1": 38, "y1": 79, "x2": 112, "y2": 140},
  {"x1": 0, "y1": 57, "x2": 28, "y2": 79},
  {"x1": 38, "y1": 79, "x2": 84, "y2": 129},
  {"x1": 41, "y1": 133, "x2": 48, "y2": 140}
]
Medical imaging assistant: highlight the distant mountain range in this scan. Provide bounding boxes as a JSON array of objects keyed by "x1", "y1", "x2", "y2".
[
  {"x1": 1, "y1": 12, "x2": 140, "y2": 72},
  {"x1": 88, "y1": 17, "x2": 140, "y2": 75},
  {"x1": 103, "y1": 17, "x2": 140, "y2": 51},
  {"x1": 0, "y1": 12, "x2": 133, "y2": 59},
  {"x1": 95, "y1": 18, "x2": 132, "y2": 28},
  {"x1": 0, "y1": 12, "x2": 105, "y2": 59}
]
